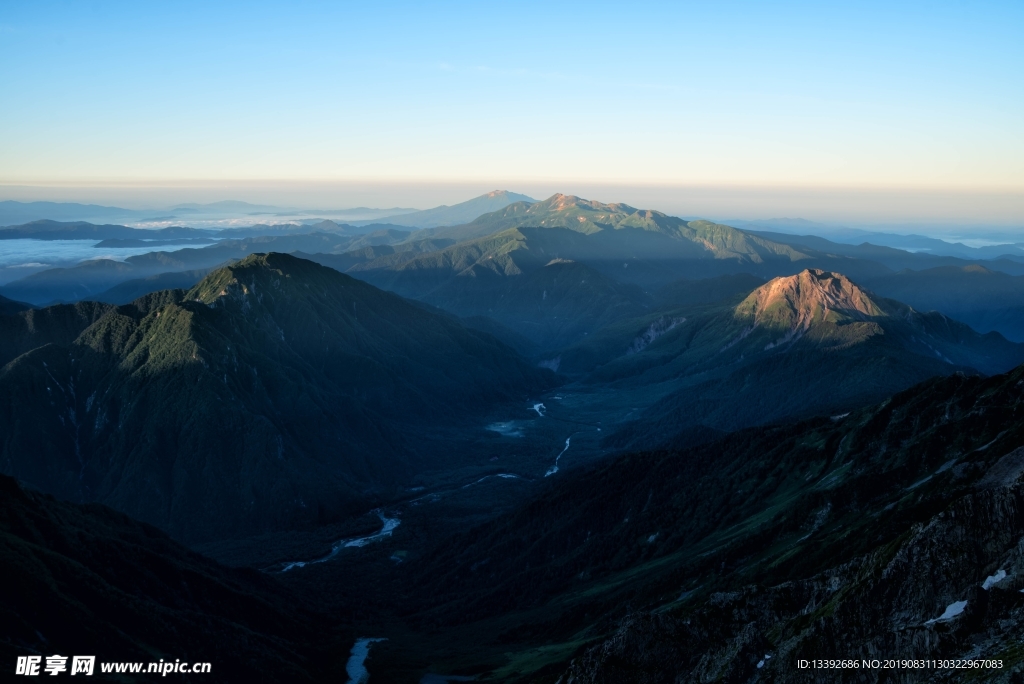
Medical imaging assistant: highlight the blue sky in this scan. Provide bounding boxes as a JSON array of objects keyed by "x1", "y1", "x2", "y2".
[{"x1": 0, "y1": 1, "x2": 1022, "y2": 222}]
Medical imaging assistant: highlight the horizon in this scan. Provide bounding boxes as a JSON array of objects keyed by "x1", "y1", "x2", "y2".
[
  {"x1": 2, "y1": 183, "x2": 1023, "y2": 232},
  {"x1": 2, "y1": 1, "x2": 1022, "y2": 231}
]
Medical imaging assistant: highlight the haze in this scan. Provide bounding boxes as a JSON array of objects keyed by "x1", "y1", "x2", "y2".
[{"x1": 1, "y1": 1, "x2": 1022, "y2": 227}]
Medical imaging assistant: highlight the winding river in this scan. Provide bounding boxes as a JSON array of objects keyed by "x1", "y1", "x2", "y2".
[
  {"x1": 276, "y1": 510, "x2": 400, "y2": 573},
  {"x1": 545, "y1": 437, "x2": 572, "y2": 477}
]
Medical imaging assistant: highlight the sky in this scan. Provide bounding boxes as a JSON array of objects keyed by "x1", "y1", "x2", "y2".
[{"x1": 1, "y1": 1, "x2": 1022, "y2": 225}]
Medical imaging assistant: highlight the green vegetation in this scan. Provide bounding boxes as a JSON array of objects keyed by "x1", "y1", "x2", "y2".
[{"x1": 0, "y1": 253, "x2": 553, "y2": 542}]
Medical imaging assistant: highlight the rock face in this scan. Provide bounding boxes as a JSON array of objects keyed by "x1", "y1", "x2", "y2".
[
  {"x1": 736, "y1": 268, "x2": 886, "y2": 332},
  {"x1": 0, "y1": 253, "x2": 553, "y2": 542}
]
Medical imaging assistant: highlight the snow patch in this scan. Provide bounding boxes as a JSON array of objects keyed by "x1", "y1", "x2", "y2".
[
  {"x1": 982, "y1": 569, "x2": 1007, "y2": 590},
  {"x1": 925, "y1": 600, "x2": 967, "y2": 625}
]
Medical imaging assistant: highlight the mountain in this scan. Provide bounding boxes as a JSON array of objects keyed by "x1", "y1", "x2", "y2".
[
  {"x1": 170, "y1": 200, "x2": 291, "y2": 212},
  {"x1": 381, "y1": 361, "x2": 1024, "y2": 683},
  {"x1": 0, "y1": 253, "x2": 553, "y2": 542},
  {"x1": 557, "y1": 269, "x2": 1024, "y2": 445},
  {"x1": 431, "y1": 195, "x2": 809, "y2": 256},
  {"x1": 0, "y1": 475, "x2": 332, "y2": 681},
  {"x1": 345, "y1": 195, "x2": 907, "y2": 294},
  {"x1": 0, "y1": 219, "x2": 219, "y2": 240},
  {"x1": 864, "y1": 265, "x2": 1024, "y2": 342},
  {"x1": 356, "y1": 190, "x2": 536, "y2": 228},
  {"x1": 746, "y1": 228, "x2": 1024, "y2": 276},
  {"x1": 336, "y1": 195, "x2": 822, "y2": 323},
  {"x1": 1, "y1": 258, "x2": 146, "y2": 304},
  {"x1": 0, "y1": 201, "x2": 146, "y2": 226}
]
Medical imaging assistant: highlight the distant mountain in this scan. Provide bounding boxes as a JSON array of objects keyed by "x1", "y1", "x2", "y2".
[
  {"x1": 1, "y1": 258, "x2": 141, "y2": 304},
  {"x1": 864, "y1": 265, "x2": 1024, "y2": 342},
  {"x1": 0, "y1": 219, "x2": 219, "y2": 241},
  {"x1": 0, "y1": 201, "x2": 144, "y2": 226},
  {"x1": 351, "y1": 194, "x2": 815, "y2": 294},
  {"x1": 357, "y1": 190, "x2": 536, "y2": 228},
  {"x1": 432, "y1": 194, "x2": 810, "y2": 251},
  {"x1": 746, "y1": 226, "x2": 1024, "y2": 268},
  {"x1": 560, "y1": 269, "x2": 1024, "y2": 445},
  {"x1": 170, "y1": 200, "x2": 292, "y2": 212},
  {"x1": 0, "y1": 229, "x2": 419, "y2": 304},
  {"x1": 0, "y1": 475, "x2": 331, "y2": 680},
  {"x1": 0, "y1": 253, "x2": 553, "y2": 542}
]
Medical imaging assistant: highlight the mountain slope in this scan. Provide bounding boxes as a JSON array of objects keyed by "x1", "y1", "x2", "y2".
[
  {"x1": 864, "y1": 265, "x2": 1024, "y2": 342},
  {"x1": 0, "y1": 253, "x2": 553, "y2": 542},
  {"x1": 0, "y1": 475, "x2": 332, "y2": 681},
  {"x1": 432, "y1": 195, "x2": 808, "y2": 261},
  {"x1": 386, "y1": 361, "x2": 1024, "y2": 683},
  {"x1": 0, "y1": 293, "x2": 30, "y2": 316},
  {"x1": 357, "y1": 190, "x2": 536, "y2": 228},
  {"x1": 0, "y1": 300, "x2": 113, "y2": 367}
]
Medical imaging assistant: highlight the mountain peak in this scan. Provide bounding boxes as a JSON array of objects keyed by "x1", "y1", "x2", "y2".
[
  {"x1": 737, "y1": 269, "x2": 886, "y2": 329},
  {"x1": 540, "y1": 193, "x2": 638, "y2": 215}
]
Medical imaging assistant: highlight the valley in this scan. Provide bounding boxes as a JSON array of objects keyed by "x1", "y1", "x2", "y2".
[
  {"x1": 3, "y1": 193, "x2": 1024, "y2": 682},
  {"x1": 5, "y1": 3, "x2": 1023, "y2": 680}
]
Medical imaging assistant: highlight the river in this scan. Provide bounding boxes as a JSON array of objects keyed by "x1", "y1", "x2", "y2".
[{"x1": 276, "y1": 510, "x2": 400, "y2": 572}]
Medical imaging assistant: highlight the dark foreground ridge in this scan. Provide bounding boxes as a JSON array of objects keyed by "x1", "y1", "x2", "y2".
[
  {"x1": 367, "y1": 362, "x2": 1024, "y2": 682},
  {"x1": 0, "y1": 474, "x2": 336, "y2": 681}
]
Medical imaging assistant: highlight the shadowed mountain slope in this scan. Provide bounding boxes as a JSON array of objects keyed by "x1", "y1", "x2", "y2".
[
  {"x1": 386, "y1": 361, "x2": 1024, "y2": 683},
  {"x1": 0, "y1": 475, "x2": 333, "y2": 681},
  {"x1": 0, "y1": 300, "x2": 113, "y2": 367},
  {"x1": 0, "y1": 293, "x2": 30, "y2": 316},
  {"x1": 864, "y1": 265, "x2": 1024, "y2": 343},
  {"x1": 0, "y1": 253, "x2": 553, "y2": 542}
]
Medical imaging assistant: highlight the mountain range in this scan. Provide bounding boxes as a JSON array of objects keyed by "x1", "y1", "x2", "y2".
[{"x1": 4, "y1": 191, "x2": 1024, "y2": 682}]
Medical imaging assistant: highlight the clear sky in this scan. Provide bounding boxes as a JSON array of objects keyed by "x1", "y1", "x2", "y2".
[{"x1": 1, "y1": 1, "x2": 1022, "y2": 223}]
